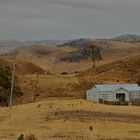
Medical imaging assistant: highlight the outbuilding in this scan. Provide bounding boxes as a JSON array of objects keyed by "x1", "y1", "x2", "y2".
[{"x1": 86, "y1": 84, "x2": 140, "y2": 105}]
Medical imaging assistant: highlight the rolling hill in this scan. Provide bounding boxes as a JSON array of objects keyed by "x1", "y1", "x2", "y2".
[
  {"x1": 4, "y1": 59, "x2": 45, "y2": 75},
  {"x1": 80, "y1": 54, "x2": 140, "y2": 84},
  {"x1": 2, "y1": 40, "x2": 140, "y2": 74},
  {"x1": 112, "y1": 34, "x2": 140, "y2": 42},
  {"x1": 14, "y1": 54, "x2": 140, "y2": 104}
]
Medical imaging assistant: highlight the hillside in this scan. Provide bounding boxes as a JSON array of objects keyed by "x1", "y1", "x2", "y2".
[
  {"x1": 80, "y1": 55, "x2": 140, "y2": 84},
  {"x1": 59, "y1": 39, "x2": 140, "y2": 63},
  {"x1": 4, "y1": 60, "x2": 45, "y2": 75},
  {"x1": 112, "y1": 34, "x2": 140, "y2": 42},
  {"x1": 0, "y1": 39, "x2": 140, "y2": 105},
  {"x1": 2, "y1": 40, "x2": 140, "y2": 74},
  {"x1": 13, "y1": 54, "x2": 140, "y2": 105}
]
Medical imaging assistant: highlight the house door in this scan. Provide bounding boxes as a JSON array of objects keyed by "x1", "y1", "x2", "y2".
[{"x1": 116, "y1": 93, "x2": 125, "y2": 102}]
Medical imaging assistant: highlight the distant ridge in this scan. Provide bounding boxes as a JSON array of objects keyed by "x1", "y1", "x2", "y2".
[
  {"x1": 25, "y1": 40, "x2": 66, "y2": 47},
  {"x1": 112, "y1": 34, "x2": 140, "y2": 42},
  {"x1": 0, "y1": 39, "x2": 67, "y2": 55},
  {"x1": 58, "y1": 38, "x2": 92, "y2": 48}
]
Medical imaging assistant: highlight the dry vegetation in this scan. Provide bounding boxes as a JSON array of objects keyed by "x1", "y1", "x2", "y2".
[
  {"x1": 0, "y1": 99, "x2": 140, "y2": 140},
  {"x1": 4, "y1": 60, "x2": 45, "y2": 75},
  {"x1": 16, "y1": 74, "x2": 85, "y2": 104},
  {"x1": 80, "y1": 55, "x2": 140, "y2": 84}
]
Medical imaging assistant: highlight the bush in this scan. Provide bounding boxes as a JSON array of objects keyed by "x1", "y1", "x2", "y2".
[
  {"x1": 89, "y1": 126, "x2": 93, "y2": 131},
  {"x1": 60, "y1": 72, "x2": 69, "y2": 75}
]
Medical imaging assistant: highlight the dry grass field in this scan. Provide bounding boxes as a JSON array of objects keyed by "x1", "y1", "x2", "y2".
[
  {"x1": 16, "y1": 74, "x2": 85, "y2": 104},
  {"x1": 0, "y1": 99, "x2": 140, "y2": 140}
]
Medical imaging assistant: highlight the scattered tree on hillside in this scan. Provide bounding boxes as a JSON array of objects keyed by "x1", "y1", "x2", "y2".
[
  {"x1": 0, "y1": 59, "x2": 22, "y2": 106},
  {"x1": 82, "y1": 44, "x2": 102, "y2": 73}
]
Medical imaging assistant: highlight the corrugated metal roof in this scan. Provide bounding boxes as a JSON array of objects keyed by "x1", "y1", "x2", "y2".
[{"x1": 92, "y1": 84, "x2": 140, "y2": 91}]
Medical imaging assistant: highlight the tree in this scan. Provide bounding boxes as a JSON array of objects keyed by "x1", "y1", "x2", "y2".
[
  {"x1": 82, "y1": 44, "x2": 102, "y2": 73},
  {"x1": 0, "y1": 59, "x2": 21, "y2": 106}
]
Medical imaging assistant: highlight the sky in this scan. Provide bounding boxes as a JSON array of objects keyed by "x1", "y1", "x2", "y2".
[{"x1": 0, "y1": 0, "x2": 140, "y2": 41}]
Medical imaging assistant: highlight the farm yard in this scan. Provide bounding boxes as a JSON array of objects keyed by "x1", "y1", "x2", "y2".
[{"x1": 0, "y1": 99, "x2": 140, "y2": 140}]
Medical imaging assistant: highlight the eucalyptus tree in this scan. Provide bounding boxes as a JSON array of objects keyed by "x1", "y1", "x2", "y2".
[{"x1": 82, "y1": 44, "x2": 102, "y2": 73}]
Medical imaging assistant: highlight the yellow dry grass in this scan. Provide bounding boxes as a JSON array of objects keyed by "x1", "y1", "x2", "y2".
[
  {"x1": 0, "y1": 99, "x2": 140, "y2": 140},
  {"x1": 16, "y1": 74, "x2": 81, "y2": 104}
]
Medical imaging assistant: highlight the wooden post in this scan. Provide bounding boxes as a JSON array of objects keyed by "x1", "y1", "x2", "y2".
[{"x1": 9, "y1": 54, "x2": 16, "y2": 109}]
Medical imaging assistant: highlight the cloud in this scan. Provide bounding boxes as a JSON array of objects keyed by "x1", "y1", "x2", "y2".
[
  {"x1": 0, "y1": 0, "x2": 104, "y2": 10},
  {"x1": 0, "y1": 0, "x2": 140, "y2": 40},
  {"x1": 44, "y1": 0, "x2": 104, "y2": 10}
]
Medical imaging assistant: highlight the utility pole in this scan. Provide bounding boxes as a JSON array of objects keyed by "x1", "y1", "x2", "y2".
[{"x1": 9, "y1": 54, "x2": 16, "y2": 109}]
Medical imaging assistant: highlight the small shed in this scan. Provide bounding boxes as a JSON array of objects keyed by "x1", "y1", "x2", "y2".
[{"x1": 86, "y1": 84, "x2": 140, "y2": 104}]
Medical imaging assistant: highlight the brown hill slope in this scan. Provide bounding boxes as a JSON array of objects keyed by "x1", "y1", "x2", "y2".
[
  {"x1": 80, "y1": 55, "x2": 140, "y2": 84},
  {"x1": 15, "y1": 55, "x2": 140, "y2": 104},
  {"x1": 2, "y1": 40, "x2": 140, "y2": 73},
  {"x1": 9, "y1": 45, "x2": 75, "y2": 73},
  {"x1": 112, "y1": 34, "x2": 140, "y2": 42},
  {"x1": 4, "y1": 60, "x2": 45, "y2": 75}
]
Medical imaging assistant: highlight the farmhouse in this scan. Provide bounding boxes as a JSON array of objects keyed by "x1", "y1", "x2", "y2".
[{"x1": 86, "y1": 84, "x2": 140, "y2": 104}]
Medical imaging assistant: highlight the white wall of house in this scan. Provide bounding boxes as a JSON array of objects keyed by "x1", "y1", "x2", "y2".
[
  {"x1": 130, "y1": 91, "x2": 140, "y2": 100},
  {"x1": 86, "y1": 90, "x2": 99, "y2": 102},
  {"x1": 100, "y1": 91, "x2": 109, "y2": 101}
]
